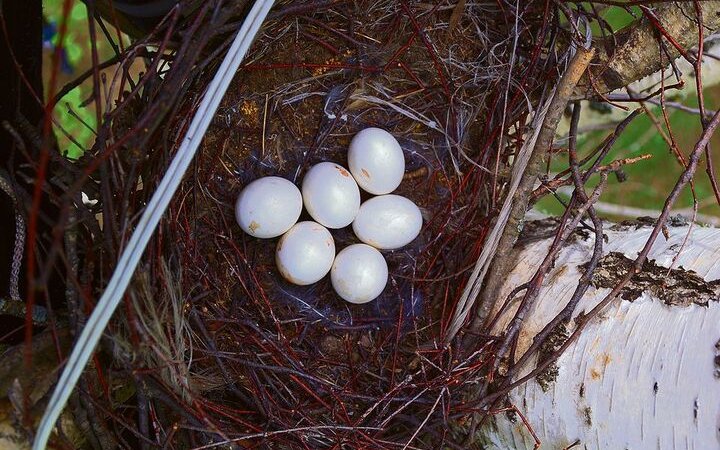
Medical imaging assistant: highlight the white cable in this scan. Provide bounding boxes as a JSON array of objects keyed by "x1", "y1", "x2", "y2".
[{"x1": 33, "y1": 2, "x2": 275, "y2": 448}]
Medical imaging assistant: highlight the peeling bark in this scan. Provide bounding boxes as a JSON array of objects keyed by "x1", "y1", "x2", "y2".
[
  {"x1": 480, "y1": 221, "x2": 720, "y2": 449},
  {"x1": 586, "y1": 1, "x2": 720, "y2": 94}
]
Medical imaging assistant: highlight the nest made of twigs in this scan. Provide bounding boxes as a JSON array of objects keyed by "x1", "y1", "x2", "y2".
[
  {"x1": 42, "y1": 1, "x2": 564, "y2": 448},
  {"x1": 154, "y1": 2, "x2": 558, "y2": 448}
]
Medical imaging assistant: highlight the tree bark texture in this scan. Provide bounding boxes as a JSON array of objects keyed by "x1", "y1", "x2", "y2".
[
  {"x1": 588, "y1": 1, "x2": 720, "y2": 94},
  {"x1": 0, "y1": 0, "x2": 67, "y2": 319},
  {"x1": 479, "y1": 221, "x2": 720, "y2": 449}
]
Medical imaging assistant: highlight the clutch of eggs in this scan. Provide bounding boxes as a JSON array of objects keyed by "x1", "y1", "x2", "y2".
[{"x1": 234, "y1": 128, "x2": 422, "y2": 304}]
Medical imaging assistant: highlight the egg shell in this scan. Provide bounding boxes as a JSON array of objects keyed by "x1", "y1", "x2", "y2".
[
  {"x1": 331, "y1": 244, "x2": 388, "y2": 304},
  {"x1": 276, "y1": 221, "x2": 335, "y2": 285},
  {"x1": 348, "y1": 127, "x2": 405, "y2": 195},
  {"x1": 352, "y1": 195, "x2": 422, "y2": 250},
  {"x1": 235, "y1": 176, "x2": 302, "y2": 238},
  {"x1": 302, "y1": 162, "x2": 361, "y2": 229}
]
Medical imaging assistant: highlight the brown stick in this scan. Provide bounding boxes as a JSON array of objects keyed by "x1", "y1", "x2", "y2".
[
  {"x1": 585, "y1": 2, "x2": 720, "y2": 94},
  {"x1": 465, "y1": 48, "x2": 595, "y2": 340},
  {"x1": 460, "y1": 48, "x2": 595, "y2": 444}
]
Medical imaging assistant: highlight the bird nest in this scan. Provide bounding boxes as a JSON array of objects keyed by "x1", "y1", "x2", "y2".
[
  {"x1": 27, "y1": 1, "x2": 570, "y2": 448},
  {"x1": 148, "y1": 2, "x2": 558, "y2": 447}
]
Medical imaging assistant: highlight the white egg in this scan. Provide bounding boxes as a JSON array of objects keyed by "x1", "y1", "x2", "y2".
[
  {"x1": 276, "y1": 221, "x2": 335, "y2": 285},
  {"x1": 348, "y1": 127, "x2": 405, "y2": 195},
  {"x1": 352, "y1": 195, "x2": 422, "y2": 250},
  {"x1": 235, "y1": 176, "x2": 302, "y2": 238},
  {"x1": 302, "y1": 162, "x2": 361, "y2": 229},
  {"x1": 331, "y1": 244, "x2": 388, "y2": 304}
]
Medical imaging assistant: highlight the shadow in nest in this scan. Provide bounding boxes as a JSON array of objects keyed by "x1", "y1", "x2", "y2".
[{"x1": 145, "y1": 1, "x2": 557, "y2": 448}]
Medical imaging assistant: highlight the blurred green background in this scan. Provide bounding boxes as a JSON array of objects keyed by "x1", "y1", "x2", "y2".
[
  {"x1": 43, "y1": 1, "x2": 720, "y2": 222},
  {"x1": 537, "y1": 4, "x2": 720, "y2": 223},
  {"x1": 44, "y1": 0, "x2": 125, "y2": 159}
]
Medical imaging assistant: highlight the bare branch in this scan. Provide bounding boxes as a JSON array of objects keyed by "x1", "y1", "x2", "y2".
[
  {"x1": 585, "y1": 2, "x2": 720, "y2": 94},
  {"x1": 459, "y1": 48, "x2": 595, "y2": 342}
]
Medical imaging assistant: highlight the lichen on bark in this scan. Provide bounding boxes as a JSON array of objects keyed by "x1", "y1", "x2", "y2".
[
  {"x1": 583, "y1": 252, "x2": 720, "y2": 307},
  {"x1": 534, "y1": 322, "x2": 569, "y2": 391}
]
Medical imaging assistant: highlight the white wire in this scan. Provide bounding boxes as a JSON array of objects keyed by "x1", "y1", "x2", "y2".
[{"x1": 33, "y1": 2, "x2": 275, "y2": 448}]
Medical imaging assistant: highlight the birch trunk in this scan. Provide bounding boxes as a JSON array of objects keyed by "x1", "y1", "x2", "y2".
[{"x1": 480, "y1": 220, "x2": 720, "y2": 449}]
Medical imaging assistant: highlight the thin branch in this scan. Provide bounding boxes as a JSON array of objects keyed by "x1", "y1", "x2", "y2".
[
  {"x1": 584, "y1": 2, "x2": 720, "y2": 94},
  {"x1": 456, "y1": 47, "x2": 595, "y2": 343}
]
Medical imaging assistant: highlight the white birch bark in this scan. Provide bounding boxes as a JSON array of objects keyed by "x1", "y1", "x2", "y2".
[{"x1": 481, "y1": 221, "x2": 720, "y2": 450}]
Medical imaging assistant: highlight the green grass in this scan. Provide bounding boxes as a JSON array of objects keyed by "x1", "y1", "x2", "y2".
[{"x1": 561, "y1": 4, "x2": 640, "y2": 36}]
